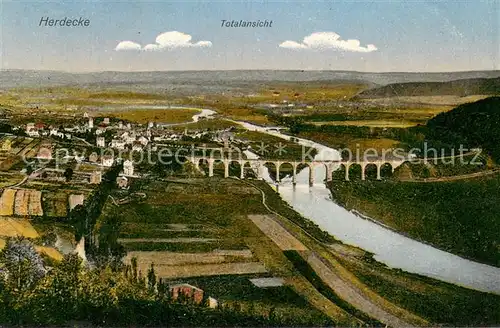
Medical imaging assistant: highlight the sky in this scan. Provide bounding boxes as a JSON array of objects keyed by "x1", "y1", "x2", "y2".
[{"x1": 0, "y1": 0, "x2": 498, "y2": 72}]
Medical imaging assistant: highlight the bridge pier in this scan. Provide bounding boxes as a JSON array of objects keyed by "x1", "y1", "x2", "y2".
[
  {"x1": 208, "y1": 159, "x2": 214, "y2": 177},
  {"x1": 240, "y1": 161, "x2": 245, "y2": 179},
  {"x1": 188, "y1": 156, "x2": 404, "y2": 182},
  {"x1": 256, "y1": 163, "x2": 263, "y2": 180},
  {"x1": 326, "y1": 164, "x2": 333, "y2": 183},
  {"x1": 309, "y1": 165, "x2": 315, "y2": 187},
  {"x1": 224, "y1": 161, "x2": 229, "y2": 178}
]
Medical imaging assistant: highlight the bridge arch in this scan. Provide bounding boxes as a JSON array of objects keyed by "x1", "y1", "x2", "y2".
[
  {"x1": 333, "y1": 163, "x2": 348, "y2": 181},
  {"x1": 262, "y1": 161, "x2": 279, "y2": 182},
  {"x1": 212, "y1": 159, "x2": 226, "y2": 177},
  {"x1": 380, "y1": 163, "x2": 394, "y2": 179},
  {"x1": 277, "y1": 162, "x2": 294, "y2": 183},
  {"x1": 242, "y1": 161, "x2": 255, "y2": 179},
  {"x1": 228, "y1": 160, "x2": 243, "y2": 178},
  {"x1": 364, "y1": 163, "x2": 378, "y2": 180},
  {"x1": 348, "y1": 163, "x2": 363, "y2": 181},
  {"x1": 197, "y1": 158, "x2": 210, "y2": 176}
]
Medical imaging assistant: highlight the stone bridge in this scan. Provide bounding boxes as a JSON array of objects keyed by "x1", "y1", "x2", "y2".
[{"x1": 188, "y1": 156, "x2": 405, "y2": 186}]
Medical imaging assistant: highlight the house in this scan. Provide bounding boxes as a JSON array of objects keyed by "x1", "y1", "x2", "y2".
[
  {"x1": 74, "y1": 154, "x2": 85, "y2": 163},
  {"x1": 132, "y1": 142, "x2": 143, "y2": 152},
  {"x1": 36, "y1": 145, "x2": 53, "y2": 160},
  {"x1": 101, "y1": 155, "x2": 114, "y2": 167},
  {"x1": 110, "y1": 139, "x2": 126, "y2": 150},
  {"x1": 207, "y1": 297, "x2": 218, "y2": 309},
  {"x1": 103, "y1": 117, "x2": 110, "y2": 124},
  {"x1": 49, "y1": 128, "x2": 59, "y2": 136},
  {"x1": 83, "y1": 112, "x2": 89, "y2": 118},
  {"x1": 123, "y1": 159, "x2": 134, "y2": 176},
  {"x1": 96, "y1": 137, "x2": 106, "y2": 148},
  {"x1": 95, "y1": 127, "x2": 105, "y2": 135},
  {"x1": 118, "y1": 121, "x2": 123, "y2": 129},
  {"x1": 125, "y1": 133, "x2": 136, "y2": 144},
  {"x1": 138, "y1": 136, "x2": 149, "y2": 146},
  {"x1": 169, "y1": 284, "x2": 204, "y2": 305},
  {"x1": 116, "y1": 176, "x2": 128, "y2": 189},
  {"x1": 88, "y1": 117, "x2": 94, "y2": 129},
  {"x1": 27, "y1": 128, "x2": 40, "y2": 137},
  {"x1": 90, "y1": 171, "x2": 102, "y2": 184},
  {"x1": 88, "y1": 152, "x2": 99, "y2": 163}
]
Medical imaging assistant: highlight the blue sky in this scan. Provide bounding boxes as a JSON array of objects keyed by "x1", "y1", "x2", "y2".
[{"x1": 0, "y1": 0, "x2": 498, "y2": 72}]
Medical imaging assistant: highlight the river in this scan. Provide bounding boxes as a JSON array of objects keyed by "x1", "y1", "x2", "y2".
[{"x1": 238, "y1": 121, "x2": 500, "y2": 295}]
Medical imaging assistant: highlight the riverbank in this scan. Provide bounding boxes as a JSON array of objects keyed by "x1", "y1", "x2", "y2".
[
  {"x1": 328, "y1": 176, "x2": 500, "y2": 267},
  {"x1": 249, "y1": 179, "x2": 500, "y2": 326}
]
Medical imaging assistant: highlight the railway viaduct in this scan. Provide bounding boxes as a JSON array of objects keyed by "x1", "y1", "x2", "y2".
[{"x1": 188, "y1": 156, "x2": 405, "y2": 186}]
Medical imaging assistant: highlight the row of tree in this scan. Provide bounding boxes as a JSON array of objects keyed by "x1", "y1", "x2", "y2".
[{"x1": 0, "y1": 237, "x2": 298, "y2": 326}]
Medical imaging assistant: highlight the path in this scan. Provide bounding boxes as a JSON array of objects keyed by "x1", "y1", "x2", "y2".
[
  {"x1": 240, "y1": 178, "x2": 427, "y2": 327},
  {"x1": 401, "y1": 168, "x2": 500, "y2": 183},
  {"x1": 4, "y1": 175, "x2": 28, "y2": 188}
]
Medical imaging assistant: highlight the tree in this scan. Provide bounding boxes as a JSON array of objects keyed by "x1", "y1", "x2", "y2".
[
  {"x1": 25, "y1": 165, "x2": 34, "y2": 175},
  {"x1": 131, "y1": 257, "x2": 138, "y2": 283},
  {"x1": 0, "y1": 237, "x2": 46, "y2": 292},
  {"x1": 63, "y1": 167, "x2": 74, "y2": 182},
  {"x1": 26, "y1": 254, "x2": 84, "y2": 324},
  {"x1": 147, "y1": 263, "x2": 156, "y2": 293}
]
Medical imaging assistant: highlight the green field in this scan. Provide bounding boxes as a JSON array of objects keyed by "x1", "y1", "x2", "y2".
[{"x1": 173, "y1": 274, "x2": 333, "y2": 326}]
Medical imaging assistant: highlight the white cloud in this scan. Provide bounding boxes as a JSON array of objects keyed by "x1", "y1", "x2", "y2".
[
  {"x1": 115, "y1": 31, "x2": 212, "y2": 51},
  {"x1": 279, "y1": 32, "x2": 377, "y2": 53},
  {"x1": 115, "y1": 41, "x2": 142, "y2": 51}
]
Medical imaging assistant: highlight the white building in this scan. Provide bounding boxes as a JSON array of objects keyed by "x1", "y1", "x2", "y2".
[
  {"x1": 132, "y1": 142, "x2": 143, "y2": 152},
  {"x1": 88, "y1": 117, "x2": 94, "y2": 129},
  {"x1": 118, "y1": 121, "x2": 123, "y2": 129},
  {"x1": 123, "y1": 160, "x2": 134, "y2": 176},
  {"x1": 103, "y1": 117, "x2": 110, "y2": 124},
  {"x1": 27, "y1": 129, "x2": 40, "y2": 137},
  {"x1": 138, "y1": 136, "x2": 149, "y2": 146},
  {"x1": 101, "y1": 155, "x2": 114, "y2": 167},
  {"x1": 110, "y1": 139, "x2": 125, "y2": 150},
  {"x1": 96, "y1": 137, "x2": 106, "y2": 148}
]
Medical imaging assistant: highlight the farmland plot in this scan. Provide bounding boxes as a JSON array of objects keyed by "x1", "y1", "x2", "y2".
[
  {"x1": 14, "y1": 189, "x2": 28, "y2": 216},
  {"x1": 69, "y1": 194, "x2": 84, "y2": 210},
  {"x1": 28, "y1": 190, "x2": 43, "y2": 216},
  {"x1": 0, "y1": 217, "x2": 39, "y2": 238},
  {"x1": 42, "y1": 192, "x2": 68, "y2": 217},
  {"x1": 0, "y1": 189, "x2": 16, "y2": 216}
]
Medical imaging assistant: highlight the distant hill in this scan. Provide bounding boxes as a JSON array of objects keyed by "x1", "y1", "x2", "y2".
[
  {"x1": 357, "y1": 77, "x2": 500, "y2": 98},
  {"x1": 426, "y1": 97, "x2": 500, "y2": 161},
  {"x1": 1, "y1": 69, "x2": 499, "y2": 90}
]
